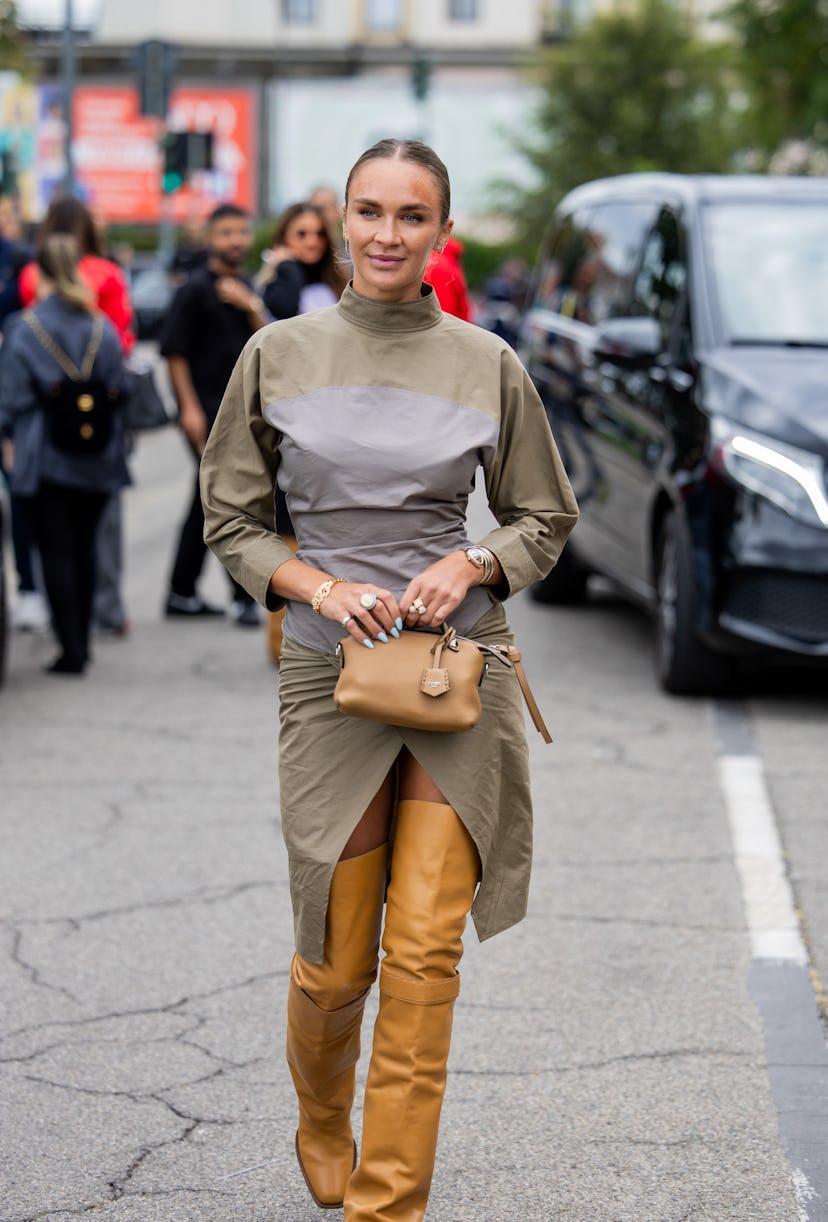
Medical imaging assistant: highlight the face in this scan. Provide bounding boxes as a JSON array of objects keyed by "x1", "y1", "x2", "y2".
[
  {"x1": 208, "y1": 215, "x2": 253, "y2": 268},
  {"x1": 284, "y1": 210, "x2": 329, "y2": 265},
  {"x1": 343, "y1": 159, "x2": 452, "y2": 304}
]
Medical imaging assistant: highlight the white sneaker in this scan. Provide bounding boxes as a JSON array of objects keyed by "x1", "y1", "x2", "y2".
[{"x1": 14, "y1": 590, "x2": 51, "y2": 632}]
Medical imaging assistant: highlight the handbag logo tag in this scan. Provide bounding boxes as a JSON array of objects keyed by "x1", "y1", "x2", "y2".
[{"x1": 421, "y1": 667, "x2": 450, "y2": 698}]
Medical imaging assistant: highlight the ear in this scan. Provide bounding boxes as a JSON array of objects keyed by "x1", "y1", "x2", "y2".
[{"x1": 434, "y1": 218, "x2": 454, "y2": 253}]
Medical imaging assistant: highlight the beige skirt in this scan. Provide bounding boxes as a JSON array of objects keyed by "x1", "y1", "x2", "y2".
[{"x1": 277, "y1": 602, "x2": 533, "y2": 964}]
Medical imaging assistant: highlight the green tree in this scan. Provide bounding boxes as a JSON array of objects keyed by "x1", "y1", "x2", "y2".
[
  {"x1": 0, "y1": 1, "x2": 27, "y2": 73},
  {"x1": 508, "y1": 0, "x2": 741, "y2": 241},
  {"x1": 726, "y1": 0, "x2": 828, "y2": 155}
]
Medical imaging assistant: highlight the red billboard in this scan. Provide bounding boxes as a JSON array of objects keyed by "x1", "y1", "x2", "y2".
[{"x1": 71, "y1": 84, "x2": 257, "y2": 223}]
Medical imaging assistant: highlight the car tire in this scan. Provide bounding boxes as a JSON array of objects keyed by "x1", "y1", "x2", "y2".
[
  {"x1": 654, "y1": 513, "x2": 732, "y2": 695},
  {"x1": 529, "y1": 547, "x2": 589, "y2": 605}
]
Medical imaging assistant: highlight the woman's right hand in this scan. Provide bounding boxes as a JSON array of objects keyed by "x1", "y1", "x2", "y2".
[
  {"x1": 321, "y1": 581, "x2": 403, "y2": 648},
  {"x1": 267, "y1": 244, "x2": 295, "y2": 270}
]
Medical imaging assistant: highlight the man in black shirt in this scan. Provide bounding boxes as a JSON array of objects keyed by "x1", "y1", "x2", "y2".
[{"x1": 159, "y1": 203, "x2": 269, "y2": 624}]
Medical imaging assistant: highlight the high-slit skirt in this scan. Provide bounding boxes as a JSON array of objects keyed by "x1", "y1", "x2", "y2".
[{"x1": 277, "y1": 601, "x2": 534, "y2": 964}]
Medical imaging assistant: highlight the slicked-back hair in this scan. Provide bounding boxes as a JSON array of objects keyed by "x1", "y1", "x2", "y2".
[{"x1": 344, "y1": 139, "x2": 451, "y2": 225}]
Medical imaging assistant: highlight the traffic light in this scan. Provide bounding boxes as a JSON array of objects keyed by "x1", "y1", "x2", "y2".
[
  {"x1": 161, "y1": 131, "x2": 214, "y2": 193},
  {"x1": 136, "y1": 40, "x2": 176, "y2": 119},
  {"x1": 161, "y1": 132, "x2": 188, "y2": 193},
  {"x1": 411, "y1": 56, "x2": 432, "y2": 102}
]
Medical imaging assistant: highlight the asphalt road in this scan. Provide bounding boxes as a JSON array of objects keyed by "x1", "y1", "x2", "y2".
[{"x1": 1, "y1": 426, "x2": 827, "y2": 1221}]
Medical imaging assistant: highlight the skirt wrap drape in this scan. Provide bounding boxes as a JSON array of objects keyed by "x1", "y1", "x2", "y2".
[{"x1": 277, "y1": 602, "x2": 534, "y2": 964}]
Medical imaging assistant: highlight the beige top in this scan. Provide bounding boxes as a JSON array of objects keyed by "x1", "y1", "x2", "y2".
[
  {"x1": 200, "y1": 285, "x2": 579, "y2": 963},
  {"x1": 200, "y1": 284, "x2": 578, "y2": 642}
]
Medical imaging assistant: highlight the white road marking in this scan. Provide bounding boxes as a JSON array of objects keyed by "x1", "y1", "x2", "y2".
[{"x1": 717, "y1": 754, "x2": 807, "y2": 965}]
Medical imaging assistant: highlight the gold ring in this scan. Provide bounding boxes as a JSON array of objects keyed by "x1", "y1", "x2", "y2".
[{"x1": 359, "y1": 592, "x2": 377, "y2": 610}]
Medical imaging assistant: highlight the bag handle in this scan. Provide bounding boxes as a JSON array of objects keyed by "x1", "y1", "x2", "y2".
[
  {"x1": 504, "y1": 645, "x2": 553, "y2": 744},
  {"x1": 23, "y1": 310, "x2": 105, "y2": 382},
  {"x1": 476, "y1": 640, "x2": 553, "y2": 744}
]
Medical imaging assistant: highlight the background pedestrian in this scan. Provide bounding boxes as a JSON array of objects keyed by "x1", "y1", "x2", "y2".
[
  {"x1": 257, "y1": 201, "x2": 347, "y2": 320},
  {"x1": 159, "y1": 202, "x2": 269, "y2": 626},
  {"x1": 19, "y1": 195, "x2": 136, "y2": 638},
  {"x1": 0, "y1": 234, "x2": 128, "y2": 675}
]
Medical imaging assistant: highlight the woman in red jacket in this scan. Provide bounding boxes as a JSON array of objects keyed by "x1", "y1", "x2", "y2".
[
  {"x1": 423, "y1": 234, "x2": 473, "y2": 321},
  {"x1": 19, "y1": 198, "x2": 135, "y2": 353}
]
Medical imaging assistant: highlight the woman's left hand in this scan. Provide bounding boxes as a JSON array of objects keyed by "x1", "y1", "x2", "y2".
[{"x1": 399, "y1": 551, "x2": 481, "y2": 629}]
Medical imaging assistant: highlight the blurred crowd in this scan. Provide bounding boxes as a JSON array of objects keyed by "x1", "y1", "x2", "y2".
[{"x1": 0, "y1": 184, "x2": 529, "y2": 678}]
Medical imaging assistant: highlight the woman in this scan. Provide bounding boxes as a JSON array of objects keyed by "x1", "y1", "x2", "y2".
[
  {"x1": 0, "y1": 235, "x2": 128, "y2": 675},
  {"x1": 19, "y1": 196, "x2": 135, "y2": 353},
  {"x1": 258, "y1": 200, "x2": 347, "y2": 320},
  {"x1": 200, "y1": 139, "x2": 578, "y2": 1218},
  {"x1": 20, "y1": 195, "x2": 136, "y2": 637}
]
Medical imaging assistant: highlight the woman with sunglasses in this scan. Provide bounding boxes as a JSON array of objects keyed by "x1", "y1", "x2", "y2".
[{"x1": 258, "y1": 201, "x2": 347, "y2": 321}]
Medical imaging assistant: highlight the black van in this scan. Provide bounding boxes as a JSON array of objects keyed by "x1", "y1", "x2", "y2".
[{"x1": 519, "y1": 173, "x2": 828, "y2": 694}]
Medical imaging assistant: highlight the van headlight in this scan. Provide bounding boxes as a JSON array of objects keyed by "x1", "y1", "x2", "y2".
[{"x1": 711, "y1": 419, "x2": 828, "y2": 529}]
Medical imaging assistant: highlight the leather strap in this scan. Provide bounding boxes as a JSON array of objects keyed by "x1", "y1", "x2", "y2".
[
  {"x1": 505, "y1": 646, "x2": 553, "y2": 744},
  {"x1": 23, "y1": 310, "x2": 104, "y2": 382},
  {"x1": 475, "y1": 640, "x2": 553, "y2": 743}
]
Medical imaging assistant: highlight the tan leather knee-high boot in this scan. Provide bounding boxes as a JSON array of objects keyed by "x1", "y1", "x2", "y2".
[
  {"x1": 343, "y1": 800, "x2": 479, "y2": 1221},
  {"x1": 287, "y1": 843, "x2": 388, "y2": 1209}
]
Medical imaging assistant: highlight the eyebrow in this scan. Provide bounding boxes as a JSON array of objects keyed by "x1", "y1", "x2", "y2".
[{"x1": 352, "y1": 196, "x2": 434, "y2": 212}]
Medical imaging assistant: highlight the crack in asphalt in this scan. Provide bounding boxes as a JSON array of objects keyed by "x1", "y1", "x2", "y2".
[
  {"x1": 452, "y1": 1046, "x2": 753, "y2": 1076},
  {"x1": 0, "y1": 969, "x2": 284, "y2": 1058},
  {"x1": 2, "y1": 878, "x2": 277, "y2": 931}
]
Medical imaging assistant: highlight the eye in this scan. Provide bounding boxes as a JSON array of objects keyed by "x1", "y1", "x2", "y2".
[
  {"x1": 402, "y1": 213, "x2": 424, "y2": 223},
  {"x1": 358, "y1": 206, "x2": 378, "y2": 218}
]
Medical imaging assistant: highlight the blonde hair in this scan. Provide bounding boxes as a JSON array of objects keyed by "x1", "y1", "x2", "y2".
[{"x1": 36, "y1": 234, "x2": 93, "y2": 312}]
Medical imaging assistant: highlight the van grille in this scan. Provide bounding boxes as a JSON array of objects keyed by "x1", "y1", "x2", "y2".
[{"x1": 720, "y1": 570, "x2": 828, "y2": 644}]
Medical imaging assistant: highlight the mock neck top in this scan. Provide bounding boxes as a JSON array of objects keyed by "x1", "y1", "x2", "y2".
[
  {"x1": 201, "y1": 284, "x2": 579, "y2": 654},
  {"x1": 336, "y1": 282, "x2": 443, "y2": 334}
]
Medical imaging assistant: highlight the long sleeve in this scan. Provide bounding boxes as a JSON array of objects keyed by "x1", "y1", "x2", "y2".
[
  {"x1": 95, "y1": 264, "x2": 135, "y2": 354},
  {"x1": 200, "y1": 337, "x2": 297, "y2": 608},
  {"x1": 262, "y1": 260, "x2": 304, "y2": 320},
  {"x1": 479, "y1": 348, "x2": 579, "y2": 598},
  {"x1": 0, "y1": 319, "x2": 39, "y2": 429}
]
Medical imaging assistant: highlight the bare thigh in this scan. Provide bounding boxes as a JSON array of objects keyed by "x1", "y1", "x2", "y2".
[{"x1": 338, "y1": 747, "x2": 448, "y2": 861}]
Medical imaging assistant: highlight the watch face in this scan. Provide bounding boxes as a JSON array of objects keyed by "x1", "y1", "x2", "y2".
[{"x1": 466, "y1": 547, "x2": 484, "y2": 566}]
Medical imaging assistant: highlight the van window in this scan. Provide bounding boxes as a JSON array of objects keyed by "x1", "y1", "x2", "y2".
[
  {"x1": 530, "y1": 206, "x2": 594, "y2": 315},
  {"x1": 532, "y1": 199, "x2": 656, "y2": 324},
  {"x1": 576, "y1": 201, "x2": 657, "y2": 324},
  {"x1": 631, "y1": 208, "x2": 688, "y2": 350}
]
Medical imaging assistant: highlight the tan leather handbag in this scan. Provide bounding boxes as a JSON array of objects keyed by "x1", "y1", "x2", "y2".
[{"x1": 334, "y1": 624, "x2": 552, "y2": 741}]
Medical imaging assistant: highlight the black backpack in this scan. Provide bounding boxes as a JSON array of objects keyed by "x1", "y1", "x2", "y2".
[{"x1": 23, "y1": 311, "x2": 123, "y2": 454}]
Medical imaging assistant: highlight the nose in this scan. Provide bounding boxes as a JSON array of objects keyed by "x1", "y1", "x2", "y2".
[{"x1": 375, "y1": 214, "x2": 400, "y2": 245}]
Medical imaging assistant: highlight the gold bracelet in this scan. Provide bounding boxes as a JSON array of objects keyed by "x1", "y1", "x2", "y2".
[{"x1": 311, "y1": 576, "x2": 344, "y2": 615}]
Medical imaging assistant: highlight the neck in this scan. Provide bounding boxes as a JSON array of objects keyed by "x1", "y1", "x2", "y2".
[{"x1": 209, "y1": 255, "x2": 239, "y2": 277}]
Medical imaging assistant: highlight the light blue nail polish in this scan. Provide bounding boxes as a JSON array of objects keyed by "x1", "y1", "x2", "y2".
[
  {"x1": 390, "y1": 627, "x2": 400, "y2": 638},
  {"x1": 395, "y1": 617, "x2": 403, "y2": 630},
  {"x1": 363, "y1": 638, "x2": 374, "y2": 649},
  {"x1": 378, "y1": 632, "x2": 389, "y2": 643}
]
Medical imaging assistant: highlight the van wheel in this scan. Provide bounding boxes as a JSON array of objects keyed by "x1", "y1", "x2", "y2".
[
  {"x1": 530, "y1": 547, "x2": 589, "y2": 605},
  {"x1": 654, "y1": 514, "x2": 732, "y2": 695}
]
